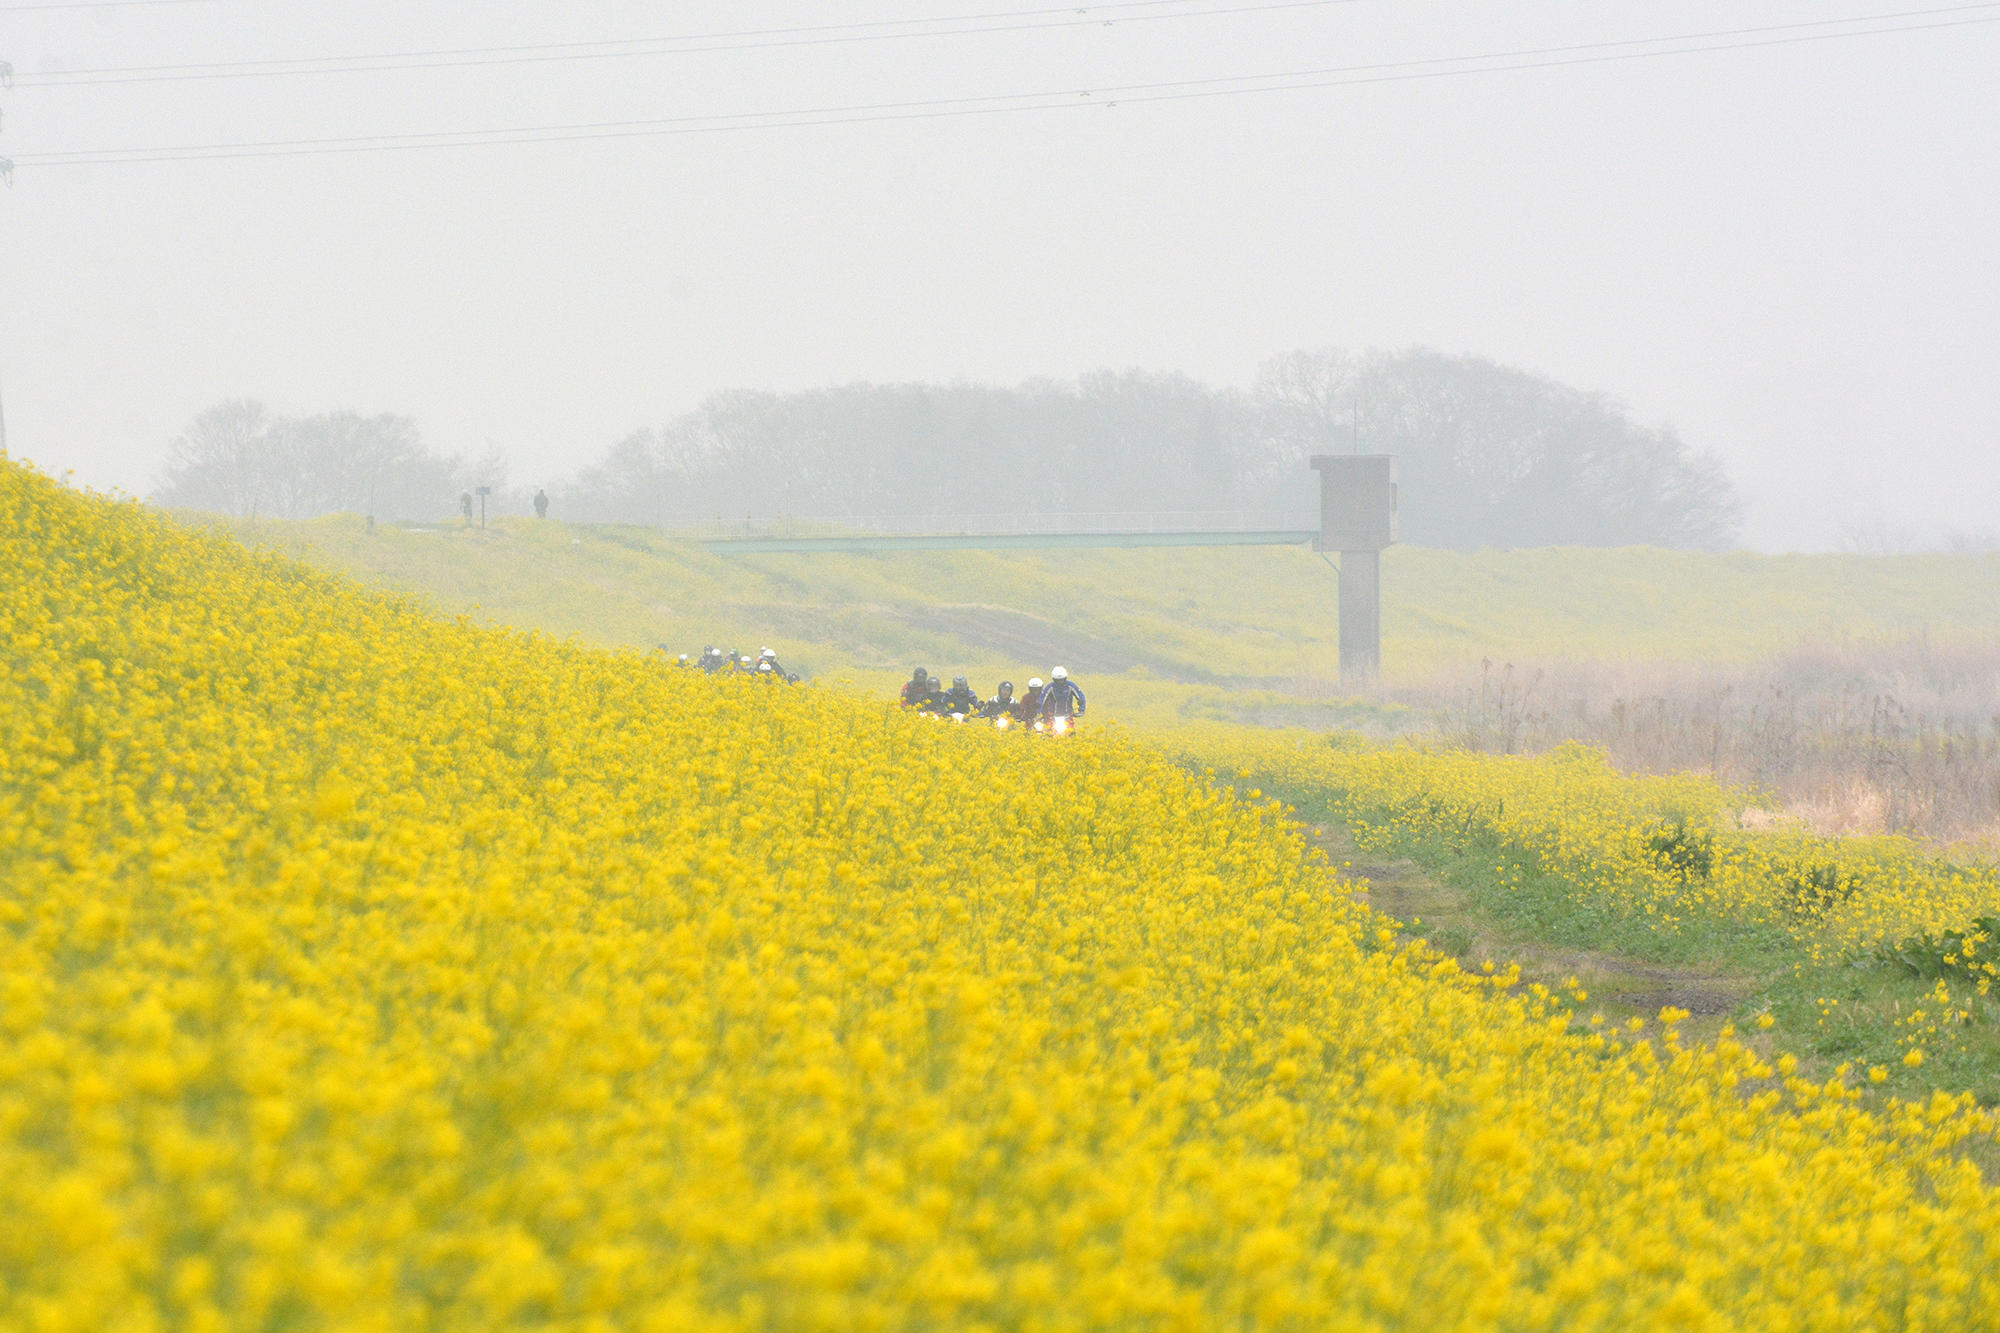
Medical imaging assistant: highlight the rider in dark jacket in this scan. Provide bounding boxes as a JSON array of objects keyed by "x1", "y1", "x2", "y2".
[
  {"x1": 978, "y1": 681, "x2": 1016, "y2": 719},
  {"x1": 939, "y1": 676, "x2": 980, "y2": 715},
  {"x1": 1038, "y1": 666, "x2": 1085, "y2": 720},
  {"x1": 900, "y1": 667, "x2": 931, "y2": 707},
  {"x1": 758, "y1": 648, "x2": 797, "y2": 682}
]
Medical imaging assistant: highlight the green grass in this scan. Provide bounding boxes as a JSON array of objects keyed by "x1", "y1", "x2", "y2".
[{"x1": 213, "y1": 514, "x2": 2000, "y2": 702}]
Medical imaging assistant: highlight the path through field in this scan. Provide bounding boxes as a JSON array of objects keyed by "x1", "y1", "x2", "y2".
[{"x1": 1312, "y1": 824, "x2": 1760, "y2": 1039}]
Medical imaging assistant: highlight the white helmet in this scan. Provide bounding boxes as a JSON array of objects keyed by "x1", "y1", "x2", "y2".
[
  {"x1": 1028, "y1": 677, "x2": 1044, "y2": 689},
  {"x1": 1051, "y1": 666, "x2": 1068, "y2": 680},
  {"x1": 762, "y1": 647, "x2": 775, "y2": 658}
]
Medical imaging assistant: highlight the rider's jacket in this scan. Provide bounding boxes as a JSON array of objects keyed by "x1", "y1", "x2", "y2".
[
  {"x1": 1013, "y1": 687, "x2": 1043, "y2": 721},
  {"x1": 899, "y1": 679, "x2": 929, "y2": 706},
  {"x1": 939, "y1": 686, "x2": 979, "y2": 715},
  {"x1": 978, "y1": 694, "x2": 1015, "y2": 718},
  {"x1": 1039, "y1": 679, "x2": 1086, "y2": 717}
]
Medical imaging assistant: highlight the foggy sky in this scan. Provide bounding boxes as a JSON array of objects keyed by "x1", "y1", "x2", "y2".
[{"x1": 1, "y1": 0, "x2": 1995, "y2": 551}]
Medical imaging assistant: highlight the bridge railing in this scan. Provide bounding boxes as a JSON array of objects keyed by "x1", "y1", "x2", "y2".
[{"x1": 674, "y1": 510, "x2": 1318, "y2": 540}]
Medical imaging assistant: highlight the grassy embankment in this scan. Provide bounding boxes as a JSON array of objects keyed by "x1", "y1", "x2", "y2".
[{"x1": 221, "y1": 512, "x2": 2000, "y2": 725}]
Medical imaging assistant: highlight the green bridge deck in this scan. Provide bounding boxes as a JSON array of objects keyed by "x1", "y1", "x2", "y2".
[{"x1": 702, "y1": 529, "x2": 1320, "y2": 554}]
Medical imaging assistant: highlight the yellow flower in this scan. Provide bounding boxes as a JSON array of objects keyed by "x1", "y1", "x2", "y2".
[{"x1": 5, "y1": 456, "x2": 2000, "y2": 1331}]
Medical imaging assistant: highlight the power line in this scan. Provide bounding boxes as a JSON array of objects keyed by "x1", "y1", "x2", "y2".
[
  {"x1": 0, "y1": 0, "x2": 209, "y2": 10},
  {"x1": 12, "y1": 0, "x2": 1361, "y2": 85},
  {"x1": 12, "y1": 6, "x2": 1997, "y2": 167}
]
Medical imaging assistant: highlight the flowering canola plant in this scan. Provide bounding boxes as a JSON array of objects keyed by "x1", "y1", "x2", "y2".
[
  {"x1": 6, "y1": 456, "x2": 2000, "y2": 1331},
  {"x1": 1169, "y1": 727, "x2": 2000, "y2": 974}
]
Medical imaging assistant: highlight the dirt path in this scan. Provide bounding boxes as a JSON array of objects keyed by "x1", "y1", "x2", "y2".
[{"x1": 1311, "y1": 825, "x2": 1760, "y2": 1036}]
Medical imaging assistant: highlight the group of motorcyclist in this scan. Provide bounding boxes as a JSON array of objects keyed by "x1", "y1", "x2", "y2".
[
  {"x1": 657, "y1": 645, "x2": 1088, "y2": 728},
  {"x1": 666, "y1": 644, "x2": 800, "y2": 684},
  {"x1": 898, "y1": 665, "x2": 1086, "y2": 731}
]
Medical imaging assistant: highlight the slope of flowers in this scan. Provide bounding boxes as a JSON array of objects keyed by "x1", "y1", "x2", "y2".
[
  {"x1": 1169, "y1": 727, "x2": 2000, "y2": 969},
  {"x1": 6, "y1": 456, "x2": 2000, "y2": 1330}
]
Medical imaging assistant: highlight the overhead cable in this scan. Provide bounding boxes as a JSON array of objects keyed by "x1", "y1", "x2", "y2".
[
  {"x1": 0, "y1": 0, "x2": 209, "y2": 10},
  {"x1": 12, "y1": 7, "x2": 1998, "y2": 167},
  {"x1": 13, "y1": 0, "x2": 1362, "y2": 85}
]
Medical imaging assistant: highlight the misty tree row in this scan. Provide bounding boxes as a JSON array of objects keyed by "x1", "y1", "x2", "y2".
[
  {"x1": 567, "y1": 348, "x2": 1740, "y2": 549},
  {"x1": 155, "y1": 348, "x2": 1742, "y2": 549},
  {"x1": 152, "y1": 401, "x2": 504, "y2": 522}
]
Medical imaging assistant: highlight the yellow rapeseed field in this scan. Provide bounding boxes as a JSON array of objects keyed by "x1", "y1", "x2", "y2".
[{"x1": 8, "y1": 455, "x2": 2000, "y2": 1331}]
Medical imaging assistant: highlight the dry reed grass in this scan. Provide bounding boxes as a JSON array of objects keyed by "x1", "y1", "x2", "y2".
[{"x1": 1398, "y1": 634, "x2": 2000, "y2": 850}]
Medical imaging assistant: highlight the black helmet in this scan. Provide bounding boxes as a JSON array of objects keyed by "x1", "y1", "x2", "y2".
[
  {"x1": 953, "y1": 676, "x2": 968, "y2": 690},
  {"x1": 997, "y1": 680, "x2": 1013, "y2": 695},
  {"x1": 913, "y1": 666, "x2": 929, "y2": 680}
]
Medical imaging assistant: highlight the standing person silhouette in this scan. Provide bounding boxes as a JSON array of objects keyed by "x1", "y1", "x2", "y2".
[{"x1": 534, "y1": 488, "x2": 550, "y2": 519}]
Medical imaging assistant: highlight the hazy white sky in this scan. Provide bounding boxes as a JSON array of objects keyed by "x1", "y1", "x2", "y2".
[{"x1": 1, "y1": 0, "x2": 1995, "y2": 549}]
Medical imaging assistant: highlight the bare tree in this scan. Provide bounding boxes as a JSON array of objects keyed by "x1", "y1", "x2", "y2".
[
  {"x1": 154, "y1": 402, "x2": 492, "y2": 520},
  {"x1": 154, "y1": 400, "x2": 280, "y2": 518},
  {"x1": 1255, "y1": 348, "x2": 1357, "y2": 463},
  {"x1": 1250, "y1": 348, "x2": 1743, "y2": 550}
]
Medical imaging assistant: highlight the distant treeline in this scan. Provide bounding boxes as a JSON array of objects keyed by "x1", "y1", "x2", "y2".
[
  {"x1": 154, "y1": 348, "x2": 1742, "y2": 549},
  {"x1": 564, "y1": 349, "x2": 1741, "y2": 550},
  {"x1": 153, "y1": 401, "x2": 505, "y2": 521}
]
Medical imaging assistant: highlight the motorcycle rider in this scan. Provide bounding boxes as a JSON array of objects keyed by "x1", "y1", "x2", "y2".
[
  {"x1": 1016, "y1": 677, "x2": 1045, "y2": 722},
  {"x1": 900, "y1": 667, "x2": 931, "y2": 707},
  {"x1": 939, "y1": 675, "x2": 980, "y2": 716},
  {"x1": 700, "y1": 646, "x2": 731, "y2": 674},
  {"x1": 920, "y1": 674, "x2": 952, "y2": 714},
  {"x1": 1038, "y1": 666, "x2": 1086, "y2": 723},
  {"x1": 758, "y1": 647, "x2": 796, "y2": 681},
  {"x1": 978, "y1": 681, "x2": 1016, "y2": 719}
]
